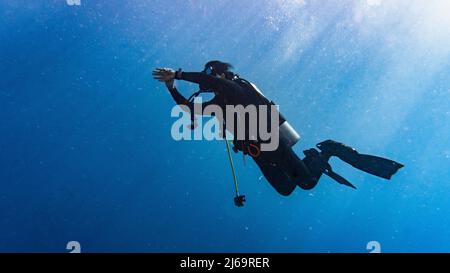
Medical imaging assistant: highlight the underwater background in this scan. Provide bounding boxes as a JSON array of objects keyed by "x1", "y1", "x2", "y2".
[{"x1": 1, "y1": 0, "x2": 449, "y2": 252}]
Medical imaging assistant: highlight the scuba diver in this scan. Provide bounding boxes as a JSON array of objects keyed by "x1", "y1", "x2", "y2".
[{"x1": 152, "y1": 61, "x2": 403, "y2": 204}]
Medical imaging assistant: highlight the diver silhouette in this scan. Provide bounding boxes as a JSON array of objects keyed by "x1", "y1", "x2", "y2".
[{"x1": 152, "y1": 61, "x2": 403, "y2": 197}]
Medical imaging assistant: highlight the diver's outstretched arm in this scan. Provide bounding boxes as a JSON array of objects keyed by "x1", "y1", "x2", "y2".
[
  {"x1": 176, "y1": 71, "x2": 240, "y2": 91},
  {"x1": 152, "y1": 67, "x2": 219, "y2": 115}
]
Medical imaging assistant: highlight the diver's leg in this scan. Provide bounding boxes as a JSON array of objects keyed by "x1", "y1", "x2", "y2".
[
  {"x1": 254, "y1": 143, "x2": 337, "y2": 191},
  {"x1": 276, "y1": 143, "x2": 322, "y2": 190},
  {"x1": 253, "y1": 150, "x2": 297, "y2": 196}
]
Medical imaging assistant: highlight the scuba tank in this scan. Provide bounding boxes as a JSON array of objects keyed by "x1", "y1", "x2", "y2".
[{"x1": 279, "y1": 120, "x2": 301, "y2": 147}]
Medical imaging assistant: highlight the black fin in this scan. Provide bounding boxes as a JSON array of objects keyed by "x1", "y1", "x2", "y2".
[
  {"x1": 342, "y1": 154, "x2": 403, "y2": 180},
  {"x1": 317, "y1": 140, "x2": 403, "y2": 180},
  {"x1": 324, "y1": 169, "x2": 357, "y2": 189}
]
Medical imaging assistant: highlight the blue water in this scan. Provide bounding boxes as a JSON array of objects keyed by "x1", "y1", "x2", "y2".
[{"x1": 1, "y1": 0, "x2": 449, "y2": 253}]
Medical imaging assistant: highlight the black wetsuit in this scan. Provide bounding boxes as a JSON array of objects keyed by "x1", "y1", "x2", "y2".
[{"x1": 167, "y1": 72, "x2": 319, "y2": 196}]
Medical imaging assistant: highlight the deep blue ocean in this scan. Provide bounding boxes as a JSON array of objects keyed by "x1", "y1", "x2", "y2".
[{"x1": 1, "y1": 0, "x2": 449, "y2": 252}]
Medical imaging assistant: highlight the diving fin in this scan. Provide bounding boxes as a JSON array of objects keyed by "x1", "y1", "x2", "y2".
[
  {"x1": 317, "y1": 140, "x2": 404, "y2": 180},
  {"x1": 342, "y1": 154, "x2": 403, "y2": 180},
  {"x1": 324, "y1": 168, "x2": 357, "y2": 189},
  {"x1": 303, "y1": 148, "x2": 356, "y2": 189}
]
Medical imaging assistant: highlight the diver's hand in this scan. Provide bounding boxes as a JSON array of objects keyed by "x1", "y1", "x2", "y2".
[{"x1": 152, "y1": 68, "x2": 176, "y2": 82}]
